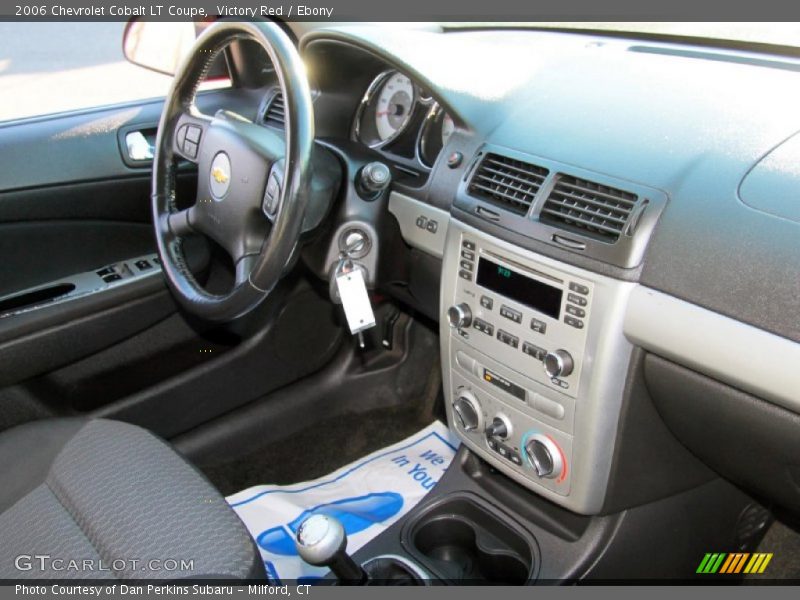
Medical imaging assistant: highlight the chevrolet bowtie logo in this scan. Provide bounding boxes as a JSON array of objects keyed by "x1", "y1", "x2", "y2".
[{"x1": 211, "y1": 167, "x2": 229, "y2": 184}]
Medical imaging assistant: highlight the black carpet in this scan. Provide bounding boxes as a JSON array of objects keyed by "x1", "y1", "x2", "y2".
[{"x1": 200, "y1": 405, "x2": 440, "y2": 496}]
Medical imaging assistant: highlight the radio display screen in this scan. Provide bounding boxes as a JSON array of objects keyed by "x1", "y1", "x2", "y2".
[{"x1": 476, "y1": 258, "x2": 562, "y2": 319}]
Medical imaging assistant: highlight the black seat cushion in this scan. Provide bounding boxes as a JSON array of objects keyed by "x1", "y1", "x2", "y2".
[{"x1": 0, "y1": 418, "x2": 264, "y2": 580}]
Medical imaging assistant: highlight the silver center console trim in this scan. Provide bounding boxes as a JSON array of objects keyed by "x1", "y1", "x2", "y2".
[
  {"x1": 388, "y1": 191, "x2": 450, "y2": 258},
  {"x1": 441, "y1": 219, "x2": 635, "y2": 514}
]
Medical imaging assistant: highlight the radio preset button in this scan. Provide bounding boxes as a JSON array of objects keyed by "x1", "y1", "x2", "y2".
[
  {"x1": 473, "y1": 318, "x2": 494, "y2": 336},
  {"x1": 460, "y1": 260, "x2": 474, "y2": 271},
  {"x1": 497, "y1": 329, "x2": 519, "y2": 349},
  {"x1": 569, "y1": 282, "x2": 590, "y2": 295},
  {"x1": 565, "y1": 305, "x2": 586, "y2": 318},
  {"x1": 530, "y1": 318, "x2": 547, "y2": 334},
  {"x1": 461, "y1": 249, "x2": 475, "y2": 261},
  {"x1": 480, "y1": 295, "x2": 493, "y2": 310},
  {"x1": 564, "y1": 316, "x2": 584, "y2": 329},
  {"x1": 499, "y1": 305, "x2": 522, "y2": 324},
  {"x1": 462, "y1": 240, "x2": 476, "y2": 251},
  {"x1": 459, "y1": 269, "x2": 472, "y2": 281},
  {"x1": 567, "y1": 293, "x2": 588, "y2": 307},
  {"x1": 522, "y1": 342, "x2": 547, "y2": 361}
]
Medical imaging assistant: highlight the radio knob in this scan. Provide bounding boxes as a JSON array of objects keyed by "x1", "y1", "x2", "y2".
[
  {"x1": 452, "y1": 391, "x2": 483, "y2": 432},
  {"x1": 543, "y1": 349, "x2": 574, "y2": 378},
  {"x1": 523, "y1": 434, "x2": 564, "y2": 479},
  {"x1": 447, "y1": 303, "x2": 472, "y2": 330}
]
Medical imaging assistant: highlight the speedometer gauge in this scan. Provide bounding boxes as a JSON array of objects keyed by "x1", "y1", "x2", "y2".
[
  {"x1": 374, "y1": 72, "x2": 415, "y2": 142},
  {"x1": 353, "y1": 70, "x2": 421, "y2": 149}
]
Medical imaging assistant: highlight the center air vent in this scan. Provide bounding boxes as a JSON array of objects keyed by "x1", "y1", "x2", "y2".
[
  {"x1": 540, "y1": 175, "x2": 638, "y2": 242},
  {"x1": 261, "y1": 92, "x2": 285, "y2": 129},
  {"x1": 468, "y1": 153, "x2": 549, "y2": 216}
]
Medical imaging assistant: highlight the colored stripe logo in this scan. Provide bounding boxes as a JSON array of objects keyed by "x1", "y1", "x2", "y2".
[{"x1": 696, "y1": 552, "x2": 773, "y2": 574}]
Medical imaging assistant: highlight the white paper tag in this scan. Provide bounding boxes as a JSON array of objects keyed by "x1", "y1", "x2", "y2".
[{"x1": 335, "y1": 268, "x2": 376, "y2": 334}]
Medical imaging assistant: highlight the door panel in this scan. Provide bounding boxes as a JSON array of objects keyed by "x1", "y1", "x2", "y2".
[{"x1": 0, "y1": 85, "x2": 342, "y2": 438}]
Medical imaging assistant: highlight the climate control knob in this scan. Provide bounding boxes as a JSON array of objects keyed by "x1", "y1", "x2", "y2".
[
  {"x1": 523, "y1": 434, "x2": 564, "y2": 479},
  {"x1": 485, "y1": 415, "x2": 511, "y2": 440},
  {"x1": 447, "y1": 303, "x2": 472, "y2": 330},
  {"x1": 452, "y1": 391, "x2": 483, "y2": 433},
  {"x1": 543, "y1": 349, "x2": 574, "y2": 378}
]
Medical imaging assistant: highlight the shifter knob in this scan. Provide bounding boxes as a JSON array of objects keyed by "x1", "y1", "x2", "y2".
[{"x1": 295, "y1": 514, "x2": 367, "y2": 584}]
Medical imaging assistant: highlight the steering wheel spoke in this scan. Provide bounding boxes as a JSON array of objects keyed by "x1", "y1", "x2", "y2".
[{"x1": 165, "y1": 206, "x2": 196, "y2": 238}]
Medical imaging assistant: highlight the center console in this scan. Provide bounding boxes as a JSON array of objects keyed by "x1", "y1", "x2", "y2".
[{"x1": 440, "y1": 220, "x2": 636, "y2": 514}]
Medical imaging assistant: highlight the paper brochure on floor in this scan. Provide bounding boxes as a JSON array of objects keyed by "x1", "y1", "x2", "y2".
[{"x1": 226, "y1": 420, "x2": 459, "y2": 583}]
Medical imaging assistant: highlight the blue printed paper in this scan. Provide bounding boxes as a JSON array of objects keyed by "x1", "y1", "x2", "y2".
[{"x1": 227, "y1": 421, "x2": 459, "y2": 583}]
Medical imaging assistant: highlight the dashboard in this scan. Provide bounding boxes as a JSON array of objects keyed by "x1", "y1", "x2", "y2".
[{"x1": 281, "y1": 24, "x2": 800, "y2": 515}]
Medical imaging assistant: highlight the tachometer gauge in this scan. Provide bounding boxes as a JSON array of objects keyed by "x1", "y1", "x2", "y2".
[
  {"x1": 375, "y1": 72, "x2": 415, "y2": 142},
  {"x1": 441, "y1": 113, "x2": 455, "y2": 145}
]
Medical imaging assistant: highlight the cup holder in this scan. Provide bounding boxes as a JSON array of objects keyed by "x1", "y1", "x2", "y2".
[{"x1": 402, "y1": 493, "x2": 538, "y2": 584}]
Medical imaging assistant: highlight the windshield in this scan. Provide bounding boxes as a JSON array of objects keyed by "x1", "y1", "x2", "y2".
[{"x1": 442, "y1": 22, "x2": 800, "y2": 52}]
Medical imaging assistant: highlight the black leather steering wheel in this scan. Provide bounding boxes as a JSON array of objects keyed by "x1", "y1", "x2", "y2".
[{"x1": 152, "y1": 21, "x2": 314, "y2": 322}]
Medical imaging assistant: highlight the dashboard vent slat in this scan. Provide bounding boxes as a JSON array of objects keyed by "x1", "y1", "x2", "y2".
[
  {"x1": 262, "y1": 92, "x2": 285, "y2": 129},
  {"x1": 467, "y1": 153, "x2": 549, "y2": 216},
  {"x1": 540, "y1": 174, "x2": 639, "y2": 242}
]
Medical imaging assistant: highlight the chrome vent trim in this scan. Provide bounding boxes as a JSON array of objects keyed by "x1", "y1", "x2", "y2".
[
  {"x1": 467, "y1": 153, "x2": 549, "y2": 216},
  {"x1": 540, "y1": 175, "x2": 638, "y2": 242}
]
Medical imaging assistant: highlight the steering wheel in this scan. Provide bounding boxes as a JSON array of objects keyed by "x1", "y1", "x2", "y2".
[{"x1": 152, "y1": 21, "x2": 314, "y2": 322}]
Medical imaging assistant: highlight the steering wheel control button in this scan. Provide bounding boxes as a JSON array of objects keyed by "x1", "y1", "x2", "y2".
[
  {"x1": 263, "y1": 173, "x2": 281, "y2": 216},
  {"x1": 524, "y1": 434, "x2": 564, "y2": 479},
  {"x1": 185, "y1": 125, "x2": 202, "y2": 144},
  {"x1": 452, "y1": 391, "x2": 482, "y2": 432},
  {"x1": 543, "y1": 349, "x2": 574, "y2": 378},
  {"x1": 447, "y1": 303, "x2": 472, "y2": 330},
  {"x1": 209, "y1": 152, "x2": 232, "y2": 200}
]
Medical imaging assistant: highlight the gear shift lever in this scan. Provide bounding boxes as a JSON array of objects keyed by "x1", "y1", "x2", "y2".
[{"x1": 295, "y1": 514, "x2": 368, "y2": 584}]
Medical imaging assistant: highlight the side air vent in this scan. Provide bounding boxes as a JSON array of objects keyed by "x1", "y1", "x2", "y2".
[
  {"x1": 468, "y1": 153, "x2": 549, "y2": 216},
  {"x1": 540, "y1": 175, "x2": 638, "y2": 242},
  {"x1": 262, "y1": 92, "x2": 285, "y2": 129}
]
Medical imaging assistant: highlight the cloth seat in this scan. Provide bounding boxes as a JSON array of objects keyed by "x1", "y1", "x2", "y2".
[{"x1": 0, "y1": 418, "x2": 264, "y2": 580}]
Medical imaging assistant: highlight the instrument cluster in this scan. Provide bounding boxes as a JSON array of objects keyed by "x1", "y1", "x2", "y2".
[{"x1": 352, "y1": 69, "x2": 456, "y2": 171}]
